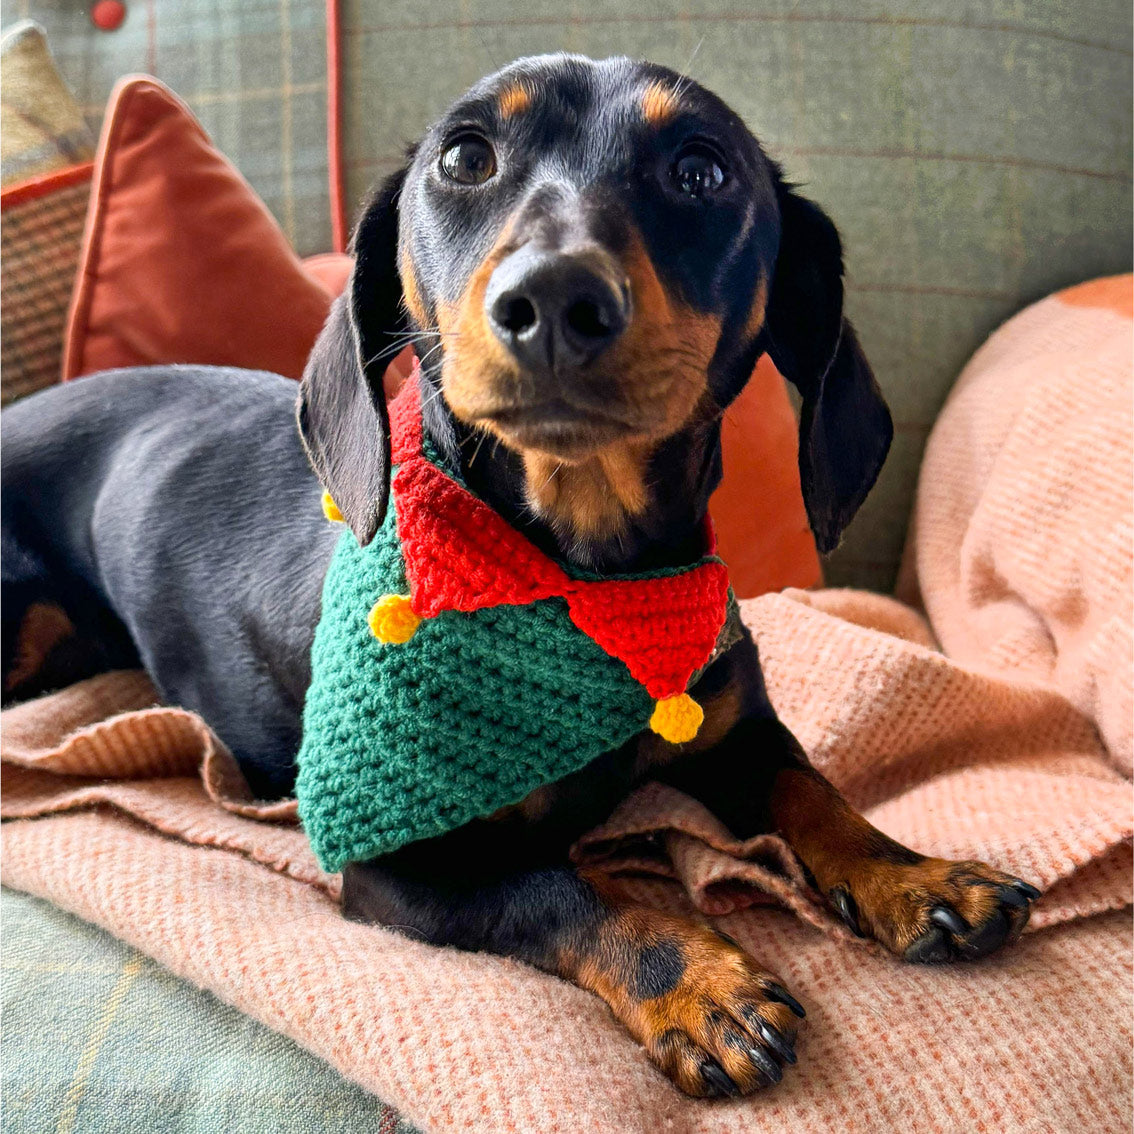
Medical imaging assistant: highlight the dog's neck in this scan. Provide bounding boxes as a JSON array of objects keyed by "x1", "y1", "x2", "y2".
[{"x1": 419, "y1": 389, "x2": 722, "y2": 575}]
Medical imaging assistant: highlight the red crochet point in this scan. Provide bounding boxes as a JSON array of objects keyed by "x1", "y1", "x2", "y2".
[
  {"x1": 565, "y1": 564, "x2": 729, "y2": 699},
  {"x1": 388, "y1": 364, "x2": 423, "y2": 464},
  {"x1": 394, "y1": 457, "x2": 568, "y2": 617}
]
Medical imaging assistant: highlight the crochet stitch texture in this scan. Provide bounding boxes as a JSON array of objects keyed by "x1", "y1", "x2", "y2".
[{"x1": 296, "y1": 374, "x2": 732, "y2": 871}]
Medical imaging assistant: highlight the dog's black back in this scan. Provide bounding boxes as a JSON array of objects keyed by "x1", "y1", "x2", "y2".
[{"x1": 2, "y1": 366, "x2": 333, "y2": 796}]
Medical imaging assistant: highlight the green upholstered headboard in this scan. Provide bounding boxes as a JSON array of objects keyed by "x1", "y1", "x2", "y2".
[{"x1": 5, "y1": 0, "x2": 1131, "y2": 589}]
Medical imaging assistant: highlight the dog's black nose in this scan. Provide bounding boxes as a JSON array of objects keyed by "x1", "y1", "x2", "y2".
[{"x1": 486, "y1": 248, "x2": 628, "y2": 371}]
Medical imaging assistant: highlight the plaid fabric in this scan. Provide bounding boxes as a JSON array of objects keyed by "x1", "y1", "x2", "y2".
[
  {"x1": 0, "y1": 19, "x2": 95, "y2": 403},
  {"x1": 339, "y1": 0, "x2": 1134, "y2": 589},
  {"x1": 1, "y1": 887, "x2": 421, "y2": 1134},
  {"x1": 0, "y1": 20, "x2": 95, "y2": 186},
  {"x1": 0, "y1": 171, "x2": 91, "y2": 404},
  {"x1": 0, "y1": 0, "x2": 333, "y2": 257}
]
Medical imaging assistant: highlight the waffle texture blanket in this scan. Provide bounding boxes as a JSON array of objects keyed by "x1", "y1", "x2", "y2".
[{"x1": 2, "y1": 276, "x2": 1131, "y2": 1133}]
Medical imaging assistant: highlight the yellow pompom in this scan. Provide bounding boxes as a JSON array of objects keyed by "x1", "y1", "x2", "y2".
[
  {"x1": 649, "y1": 693, "x2": 703, "y2": 744},
  {"x1": 368, "y1": 594, "x2": 421, "y2": 644},
  {"x1": 321, "y1": 492, "x2": 344, "y2": 523}
]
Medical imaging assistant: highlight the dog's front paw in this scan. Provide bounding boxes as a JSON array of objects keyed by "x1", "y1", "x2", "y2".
[
  {"x1": 589, "y1": 919, "x2": 805, "y2": 1097},
  {"x1": 825, "y1": 857, "x2": 1041, "y2": 963}
]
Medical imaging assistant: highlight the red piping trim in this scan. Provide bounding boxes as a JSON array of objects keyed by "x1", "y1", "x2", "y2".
[
  {"x1": 0, "y1": 162, "x2": 94, "y2": 211},
  {"x1": 326, "y1": 0, "x2": 347, "y2": 252}
]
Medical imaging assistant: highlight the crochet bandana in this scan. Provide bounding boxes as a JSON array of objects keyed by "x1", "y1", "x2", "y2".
[{"x1": 296, "y1": 370, "x2": 734, "y2": 872}]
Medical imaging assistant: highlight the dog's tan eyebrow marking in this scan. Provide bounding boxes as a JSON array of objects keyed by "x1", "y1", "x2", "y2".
[
  {"x1": 497, "y1": 83, "x2": 533, "y2": 119},
  {"x1": 641, "y1": 81, "x2": 680, "y2": 127},
  {"x1": 744, "y1": 277, "x2": 770, "y2": 341}
]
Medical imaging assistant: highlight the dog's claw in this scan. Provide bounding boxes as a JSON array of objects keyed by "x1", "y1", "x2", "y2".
[
  {"x1": 757, "y1": 1021, "x2": 797, "y2": 1065},
  {"x1": 1011, "y1": 880, "x2": 1042, "y2": 901},
  {"x1": 929, "y1": 906, "x2": 968, "y2": 936},
  {"x1": 746, "y1": 1045, "x2": 783, "y2": 1084},
  {"x1": 765, "y1": 983, "x2": 806, "y2": 1019},
  {"x1": 829, "y1": 886, "x2": 865, "y2": 937},
  {"x1": 995, "y1": 884, "x2": 1030, "y2": 909},
  {"x1": 701, "y1": 1059, "x2": 742, "y2": 1097},
  {"x1": 903, "y1": 926, "x2": 953, "y2": 964},
  {"x1": 957, "y1": 909, "x2": 1011, "y2": 958}
]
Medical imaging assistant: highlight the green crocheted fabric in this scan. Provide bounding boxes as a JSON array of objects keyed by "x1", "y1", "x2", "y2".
[
  {"x1": 295, "y1": 375, "x2": 734, "y2": 871},
  {"x1": 296, "y1": 514, "x2": 657, "y2": 870}
]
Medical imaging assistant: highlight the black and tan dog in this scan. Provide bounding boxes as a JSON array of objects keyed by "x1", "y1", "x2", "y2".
[{"x1": 2, "y1": 55, "x2": 1039, "y2": 1098}]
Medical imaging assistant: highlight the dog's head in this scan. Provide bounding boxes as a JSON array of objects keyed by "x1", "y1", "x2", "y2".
[{"x1": 299, "y1": 54, "x2": 891, "y2": 566}]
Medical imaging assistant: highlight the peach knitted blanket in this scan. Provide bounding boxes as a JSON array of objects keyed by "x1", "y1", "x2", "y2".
[{"x1": 3, "y1": 277, "x2": 1132, "y2": 1132}]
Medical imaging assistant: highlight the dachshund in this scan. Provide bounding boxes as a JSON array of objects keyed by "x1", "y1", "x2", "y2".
[{"x1": 1, "y1": 54, "x2": 1040, "y2": 1098}]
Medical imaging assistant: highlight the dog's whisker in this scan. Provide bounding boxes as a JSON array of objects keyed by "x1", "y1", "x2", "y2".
[
  {"x1": 469, "y1": 20, "x2": 503, "y2": 71},
  {"x1": 414, "y1": 341, "x2": 447, "y2": 367},
  {"x1": 466, "y1": 427, "x2": 491, "y2": 469},
  {"x1": 381, "y1": 923, "x2": 431, "y2": 942},
  {"x1": 362, "y1": 342, "x2": 418, "y2": 370},
  {"x1": 673, "y1": 36, "x2": 705, "y2": 99},
  {"x1": 539, "y1": 461, "x2": 564, "y2": 492},
  {"x1": 419, "y1": 384, "x2": 446, "y2": 410},
  {"x1": 361, "y1": 329, "x2": 462, "y2": 372}
]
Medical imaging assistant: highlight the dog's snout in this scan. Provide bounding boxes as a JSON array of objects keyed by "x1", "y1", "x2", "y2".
[{"x1": 486, "y1": 248, "x2": 628, "y2": 371}]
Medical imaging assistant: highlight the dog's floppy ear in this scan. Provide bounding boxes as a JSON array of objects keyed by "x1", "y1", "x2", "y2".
[
  {"x1": 298, "y1": 164, "x2": 410, "y2": 545},
  {"x1": 761, "y1": 184, "x2": 893, "y2": 554}
]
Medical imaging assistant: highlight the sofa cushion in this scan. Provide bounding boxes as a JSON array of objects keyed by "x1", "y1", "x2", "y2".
[
  {"x1": 0, "y1": 889, "x2": 420, "y2": 1134},
  {"x1": 64, "y1": 77, "x2": 338, "y2": 383},
  {"x1": 0, "y1": 21, "x2": 96, "y2": 405},
  {"x1": 0, "y1": 20, "x2": 94, "y2": 188}
]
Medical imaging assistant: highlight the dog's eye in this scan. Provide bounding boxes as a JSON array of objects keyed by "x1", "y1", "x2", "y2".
[
  {"x1": 440, "y1": 135, "x2": 497, "y2": 185},
  {"x1": 671, "y1": 145, "x2": 726, "y2": 198}
]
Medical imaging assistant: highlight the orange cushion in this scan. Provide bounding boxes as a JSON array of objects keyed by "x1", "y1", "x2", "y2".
[
  {"x1": 63, "y1": 77, "x2": 337, "y2": 382},
  {"x1": 301, "y1": 251, "x2": 354, "y2": 297},
  {"x1": 62, "y1": 74, "x2": 818, "y2": 597},
  {"x1": 711, "y1": 357, "x2": 821, "y2": 596}
]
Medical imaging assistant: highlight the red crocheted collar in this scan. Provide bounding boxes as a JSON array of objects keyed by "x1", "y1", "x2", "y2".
[{"x1": 386, "y1": 368, "x2": 731, "y2": 700}]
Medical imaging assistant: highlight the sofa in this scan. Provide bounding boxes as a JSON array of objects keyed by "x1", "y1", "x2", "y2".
[{"x1": 1, "y1": 2, "x2": 1130, "y2": 1131}]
